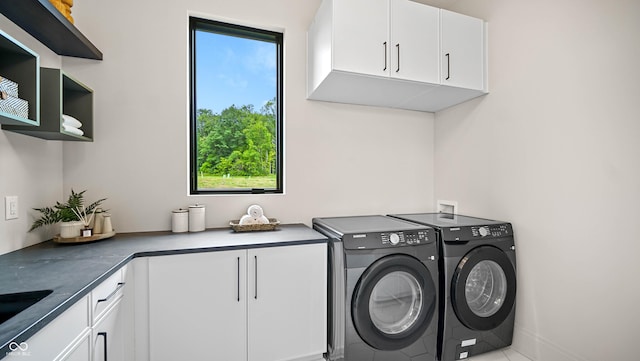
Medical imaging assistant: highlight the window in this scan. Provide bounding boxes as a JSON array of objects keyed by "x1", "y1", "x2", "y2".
[{"x1": 189, "y1": 17, "x2": 283, "y2": 194}]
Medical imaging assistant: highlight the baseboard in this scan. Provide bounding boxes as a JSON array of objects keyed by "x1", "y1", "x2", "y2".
[{"x1": 512, "y1": 324, "x2": 587, "y2": 361}]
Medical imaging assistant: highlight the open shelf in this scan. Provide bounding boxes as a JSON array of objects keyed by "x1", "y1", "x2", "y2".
[
  {"x1": 3, "y1": 67, "x2": 93, "y2": 141},
  {"x1": 0, "y1": 29, "x2": 39, "y2": 126},
  {"x1": 0, "y1": 0, "x2": 102, "y2": 60}
]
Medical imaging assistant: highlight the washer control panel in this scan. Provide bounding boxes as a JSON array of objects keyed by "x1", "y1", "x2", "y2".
[
  {"x1": 381, "y1": 231, "x2": 430, "y2": 246},
  {"x1": 343, "y1": 229, "x2": 435, "y2": 249}
]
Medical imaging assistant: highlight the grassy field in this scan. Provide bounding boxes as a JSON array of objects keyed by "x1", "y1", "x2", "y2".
[{"x1": 198, "y1": 175, "x2": 277, "y2": 189}]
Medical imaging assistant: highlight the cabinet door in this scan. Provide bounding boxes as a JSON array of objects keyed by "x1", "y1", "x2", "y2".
[
  {"x1": 333, "y1": 0, "x2": 389, "y2": 76},
  {"x1": 389, "y1": 0, "x2": 439, "y2": 83},
  {"x1": 4, "y1": 296, "x2": 90, "y2": 361},
  {"x1": 247, "y1": 243, "x2": 327, "y2": 361},
  {"x1": 148, "y1": 251, "x2": 247, "y2": 361},
  {"x1": 92, "y1": 300, "x2": 125, "y2": 361},
  {"x1": 440, "y1": 9, "x2": 485, "y2": 90},
  {"x1": 56, "y1": 333, "x2": 90, "y2": 361}
]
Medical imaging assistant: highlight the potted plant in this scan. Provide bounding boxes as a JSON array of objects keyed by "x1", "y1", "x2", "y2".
[{"x1": 30, "y1": 189, "x2": 106, "y2": 238}]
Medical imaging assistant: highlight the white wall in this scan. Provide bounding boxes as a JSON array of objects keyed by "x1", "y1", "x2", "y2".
[
  {"x1": 57, "y1": 0, "x2": 435, "y2": 234},
  {"x1": 7, "y1": 1, "x2": 635, "y2": 360},
  {"x1": 430, "y1": 0, "x2": 640, "y2": 360},
  {"x1": 0, "y1": 15, "x2": 66, "y2": 255}
]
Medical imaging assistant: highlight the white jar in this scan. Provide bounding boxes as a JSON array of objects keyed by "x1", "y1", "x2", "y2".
[
  {"x1": 172, "y1": 209, "x2": 189, "y2": 233},
  {"x1": 188, "y1": 204, "x2": 205, "y2": 232}
]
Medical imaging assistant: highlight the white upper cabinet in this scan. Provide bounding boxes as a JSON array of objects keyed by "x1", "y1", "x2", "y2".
[
  {"x1": 332, "y1": 0, "x2": 388, "y2": 76},
  {"x1": 330, "y1": 0, "x2": 439, "y2": 83},
  {"x1": 440, "y1": 9, "x2": 486, "y2": 90},
  {"x1": 389, "y1": 0, "x2": 439, "y2": 83},
  {"x1": 307, "y1": 0, "x2": 488, "y2": 112}
]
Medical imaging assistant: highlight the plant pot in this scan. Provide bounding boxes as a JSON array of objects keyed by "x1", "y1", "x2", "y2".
[{"x1": 60, "y1": 221, "x2": 83, "y2": 238}]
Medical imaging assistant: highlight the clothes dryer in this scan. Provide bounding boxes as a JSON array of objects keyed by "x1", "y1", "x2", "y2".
[
  {"x1": 390, "y1": 213, "x2": 516, "y2": 361},
  {"x1": 313, "y1": 215, "x2": 439, "y2": 361}
]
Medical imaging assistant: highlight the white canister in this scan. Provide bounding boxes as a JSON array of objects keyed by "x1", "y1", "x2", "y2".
[
  {"x1": 93, "y1": 208, "x2": 104, "y2": 234},
  {"x1": 172, "y1": 208, "x2": 189, "y2": 233},
  {"x1": 102, "y1": 213, "x2": 113, "y2": 233},
  {"x1": 188, "y1": 204, "x2": 205, "y2": 232}
]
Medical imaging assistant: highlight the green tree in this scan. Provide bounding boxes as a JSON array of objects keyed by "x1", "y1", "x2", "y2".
[{"x1": 196, "y1": 99, "x2": 277, "y2": 178}]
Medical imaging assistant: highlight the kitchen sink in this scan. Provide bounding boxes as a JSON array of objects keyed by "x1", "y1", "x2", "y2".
[{"x1": 0, "y1": 290, "x2": 53, "y2": 324}]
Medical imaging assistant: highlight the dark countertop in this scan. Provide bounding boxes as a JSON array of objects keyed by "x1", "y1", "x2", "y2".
[{"x1": 0, "y1": 224, "x2": 327, "y2": 357}]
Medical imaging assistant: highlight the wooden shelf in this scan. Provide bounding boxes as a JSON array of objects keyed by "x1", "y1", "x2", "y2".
[
  {"x1": 0, "y1": 29, "x2": 39, "y2": 126},
  {"x1": 3, "y1": 67, "x2": 93, "y2": 141},
  {"x1": 0, "y1": 0, "x2": 102, "y2": 60}
]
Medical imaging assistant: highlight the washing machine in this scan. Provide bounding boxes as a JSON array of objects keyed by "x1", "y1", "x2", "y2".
[
  {"x1": 389, "y1": 213, "x2": 516, "y2": 361},
  {"x1": 313, "y1": 215, "x2": 439, "y2": 361}
]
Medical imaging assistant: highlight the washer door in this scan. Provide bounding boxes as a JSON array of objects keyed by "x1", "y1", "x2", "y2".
[
  {"x1": 352, "y1": 254, "x2": 436, "y2": 350},
  {"x1": 452, "y1": 245, "x2": 516, "y2": 331}
]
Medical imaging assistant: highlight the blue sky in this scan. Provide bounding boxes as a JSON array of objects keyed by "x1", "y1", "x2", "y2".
[{"x1": 195, "y1": 30, "x2": 276, "y2": 114}]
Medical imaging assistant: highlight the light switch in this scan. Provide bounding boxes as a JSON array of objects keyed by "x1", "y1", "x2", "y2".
[{"x1": 5, "y1": 196, "x2": 18, "y2": 220}]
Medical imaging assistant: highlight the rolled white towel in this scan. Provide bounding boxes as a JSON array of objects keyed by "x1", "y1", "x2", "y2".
[
  {"x1": 239, "y1": 214, "x2": 259, "y2": 225},
  {"x1": 62, "y1": 114, "x2": 82, "y2": 128},
  {"x1": 62, "y1": 124, "x2": 84, "y2": 136},
  {"x1": 254, "y1": 215, "x2": 269, "y2": 224},
  {"x1": 248, "y1": 205, "x2": 264, "y2": 218}
]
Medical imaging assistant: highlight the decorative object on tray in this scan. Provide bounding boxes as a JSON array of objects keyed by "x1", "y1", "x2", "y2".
[
  {"x1": 30, "y1": 189, "x2": 111, "y2": 243},
  {"x1": 230, "y1": 204, "x2": 279, "y2": 232},
  {"x1": 54, "y1": 230, "x2": 116, "y2": 244}
]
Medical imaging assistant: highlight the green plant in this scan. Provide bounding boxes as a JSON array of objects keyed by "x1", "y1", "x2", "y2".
[{"x1": 29, "y1": 190, "x2": 106, "y2": 232}]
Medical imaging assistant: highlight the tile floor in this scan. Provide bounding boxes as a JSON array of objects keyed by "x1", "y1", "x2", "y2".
[{"x1": 466, "y1": 348, "x2": 532, "y2": 361}]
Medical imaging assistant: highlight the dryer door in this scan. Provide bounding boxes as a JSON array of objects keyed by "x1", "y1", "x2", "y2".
[
  {"x1": 351, "y1": 254, "x2": 436, "y2": 350},
  {"x1": 452, "y1": 245, "x2": 516, "y2": 331}
]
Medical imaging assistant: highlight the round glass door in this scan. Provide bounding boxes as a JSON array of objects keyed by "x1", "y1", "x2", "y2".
[
  {"x1": 465, "y1": 260, "x2": 507, "y2": 317},
  {"x1": 369, "y1": 271, "x2": 423, "y2": 334},
  {"x1": 452, "y1": 246, "x2": 516, "y2": 331},
  {"x1": 352, "y1": 255, "x2": 436, "y2": 350}
]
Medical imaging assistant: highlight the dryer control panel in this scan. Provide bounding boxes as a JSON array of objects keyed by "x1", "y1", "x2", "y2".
[
  {"x1": 343, "y1": 229, "x2": 435, "y2": 250},
  {"x1": 472, "y1": 224, "x2": 511, "y2": 238},
  {"x1": 441, "y1": 223, "x2": 513, "y2": 242}
]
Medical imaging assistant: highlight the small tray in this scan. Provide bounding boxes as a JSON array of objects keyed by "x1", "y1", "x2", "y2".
[
  {"x1": 53, "y1": 231, "x2": 116, "y2": 244},
  {"x1": 230, "y1": 218, "x2": 280, "y2": 232}
]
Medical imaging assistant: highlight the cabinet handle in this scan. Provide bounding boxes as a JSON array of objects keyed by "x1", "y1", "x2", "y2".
[
  {"x1": 396, "y1": 43, "x2": 400, "y2": 72},
  {"x1": 97, "y1": 332, "x2": 108, "y2": 361},
  {"x1": 383, "y1": 42, "x2": 387, "y2": 71},
  {"x1": 237, "y1": 256, "x2": 240, "y2": 302},
  {"x1": 445, "y1": 53, "x2": 451, "y2": 80},
  {"x1": 97, "y1": 282, "x2": 125, "y2": 303},
  {"x1": 254, "y1": 255, "x2": 258, "y2": 300}
]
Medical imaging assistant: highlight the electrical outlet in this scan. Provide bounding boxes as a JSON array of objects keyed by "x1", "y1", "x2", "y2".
[{"x1": 5, "y1": 196, "x2": 18, "y2": 220}]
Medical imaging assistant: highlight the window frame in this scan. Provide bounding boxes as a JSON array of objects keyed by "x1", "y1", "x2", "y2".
[{"x1": 189, "y1": 16, "x2": 284, "y2": 195}]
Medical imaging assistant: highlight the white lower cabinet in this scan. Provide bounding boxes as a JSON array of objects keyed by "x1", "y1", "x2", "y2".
[
  {"x1": 7, "y1": 266, "x2": 133, "y2": 361},
  {"x1": 148, "y1": 243, "x2": 327, "y2": 361},
  {"x1": 4, "y1": 295, "x2": 90, "y2": 361},
  {"x1": 92, "y1": 299, "x2": 125, "y2": 361},
  {"x1": 247, "y1": 245, "x2": 327, "y2": 361},
  {"x1": 58, "y1": 333, "x2": 91, "y2": 361},
  {"x1": 148, "y1": 249, "x2": 247, "y2": 361}
]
